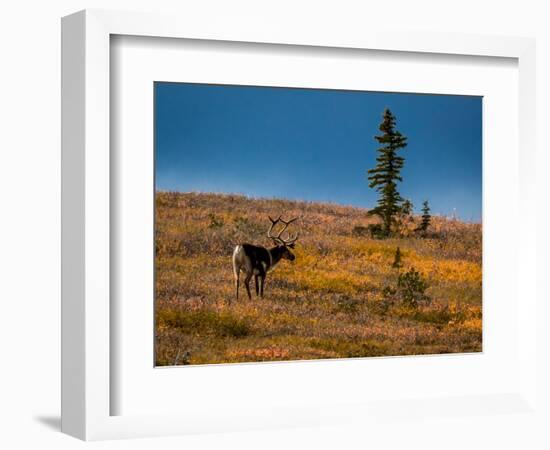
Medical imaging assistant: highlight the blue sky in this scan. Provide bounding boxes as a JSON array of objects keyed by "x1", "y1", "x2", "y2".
[{"x1": 155, "y1": 82, "x2": 482, "y2": 222}]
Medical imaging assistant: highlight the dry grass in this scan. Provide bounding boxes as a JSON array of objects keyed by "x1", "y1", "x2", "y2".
[{"x1": 155, "y1": 191, "x2": 482, "y2": 366}]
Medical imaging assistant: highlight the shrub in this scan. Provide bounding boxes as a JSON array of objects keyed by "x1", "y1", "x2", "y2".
[
  {"x1": 367, "y1": 223, "x2": 387, "y2": 239},
  {"x1": 352, "y1": 225, "x2": 370, "y2": 237},
  {"x1": 352, "y1": 222, "x2": 397, "y2": 239},
  {"x1": 397, "y1": 268, "x2": 430, "y2": 308},
  {"x1": 208, "y1": 213, "x2": 224, "y2": 229},
  {"x1": 380, "y1": 267, "x2": 430, "y2": 309}
]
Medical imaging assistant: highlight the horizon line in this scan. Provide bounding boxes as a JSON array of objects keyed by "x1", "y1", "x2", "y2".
[{"x1": 156, "y1": 189, "x2": 482, "y2": 224}]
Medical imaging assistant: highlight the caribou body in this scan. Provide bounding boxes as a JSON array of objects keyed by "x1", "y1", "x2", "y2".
[{"x1": 232, "y1": 216, "x2": 298, "y2": 301}]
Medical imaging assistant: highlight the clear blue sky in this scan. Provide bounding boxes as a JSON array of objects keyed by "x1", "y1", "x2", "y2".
[{"x1": 155, "y1": 82, "x2": 482, "y2": 222}]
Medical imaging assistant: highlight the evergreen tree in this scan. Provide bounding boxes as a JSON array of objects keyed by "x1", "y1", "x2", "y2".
[
  {"x1": 400, "y1": 199, "x2": 414, "y2": 225},
  {"x1": 418, "y1": 200, "x2": 431, "y2": 233},
  {"x1": 368, "y1": 108, "x2": 408, "y2": 235},
  {"x1": 401, "y1": 199, "x2": 413, "y2": 216}
]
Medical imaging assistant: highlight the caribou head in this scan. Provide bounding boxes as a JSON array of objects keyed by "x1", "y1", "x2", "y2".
[{"x1": 266, "y1": 215, "x2": 299, "y2": 261}]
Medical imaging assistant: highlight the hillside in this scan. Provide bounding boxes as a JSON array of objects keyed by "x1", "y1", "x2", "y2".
[{"x1": 155, "y1": 191, "x2": 482, "y2": 365}]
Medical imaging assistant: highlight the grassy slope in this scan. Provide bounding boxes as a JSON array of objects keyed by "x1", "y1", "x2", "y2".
[{"x1": 155, "y1": 191, "x2": 482, "y2": 366}]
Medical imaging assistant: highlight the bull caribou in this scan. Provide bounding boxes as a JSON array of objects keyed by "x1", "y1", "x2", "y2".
[{"x1": 232, "y1": 216, "x2": 299, "y2": 301}]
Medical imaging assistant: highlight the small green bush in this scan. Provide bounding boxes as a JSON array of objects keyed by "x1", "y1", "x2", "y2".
[
  {"x1": 367, "y1": 223, "x2": 387, "y2": 239},
  {"x1": 397, "y1": 268, "x2": 430, "y2": 308},
  {"x1": 379, "y1": 267, "x2": 430, "y2": 309},
  {"x1": 352, "y1": 225, "x2": 370, "y2": 237},
  {"x1": 208, "y1": 213, "x2": 224, "y2": 229}
]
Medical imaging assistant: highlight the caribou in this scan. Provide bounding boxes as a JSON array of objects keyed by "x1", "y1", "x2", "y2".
[{"x1": 232, "y1": 216, "x2": 299, "y2": 301}]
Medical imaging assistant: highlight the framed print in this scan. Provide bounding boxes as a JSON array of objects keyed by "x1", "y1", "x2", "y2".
[{"x1": 61, "y1": 9, "x2": 538, "y2": 441}]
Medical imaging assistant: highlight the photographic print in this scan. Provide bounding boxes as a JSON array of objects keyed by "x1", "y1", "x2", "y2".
[{"x1": 154, "y1": 82, "x2": 482, "y2": 366}]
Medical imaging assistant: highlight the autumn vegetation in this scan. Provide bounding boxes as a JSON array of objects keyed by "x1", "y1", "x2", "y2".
[{"x1": 155, "y1": 191, "x2": 482, "y2": 366}]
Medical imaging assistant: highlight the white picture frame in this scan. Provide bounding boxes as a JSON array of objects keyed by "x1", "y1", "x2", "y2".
[{"x1": 61, "y1": 9, "x2": 538, "y2": 441}]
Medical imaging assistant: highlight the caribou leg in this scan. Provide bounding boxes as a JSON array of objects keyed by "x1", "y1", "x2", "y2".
[
  {"x1": 234, "y1": 271, "x2": 240, "y2": 302},
  {"x1": 254, "y1": 275, "x2": 260, "y2": 297},
  {"x1": 260, "y1": 275, "x2": 266, "y2": 298},
  {"x1": 244, "y1": 273, "x2": 253, "y2": 300}
]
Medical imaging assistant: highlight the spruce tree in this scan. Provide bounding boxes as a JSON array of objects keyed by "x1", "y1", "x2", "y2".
[
  {"x1": 401, "y1": 199, "x2": 413, "y2": 217},
  {"x1": 368, "y1": 108, "x2": 408, "y2": 235},
  {"x1": 418, "y1": 200, "x2": 431, "y2": 233},
  {"x1": 400, "y1": 199, "x2": 414, "y2": 226}
]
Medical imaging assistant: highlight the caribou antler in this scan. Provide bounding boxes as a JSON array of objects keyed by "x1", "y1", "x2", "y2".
[{"x1": 267, "y1": 215, "x2": 299, "y2": 246}]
